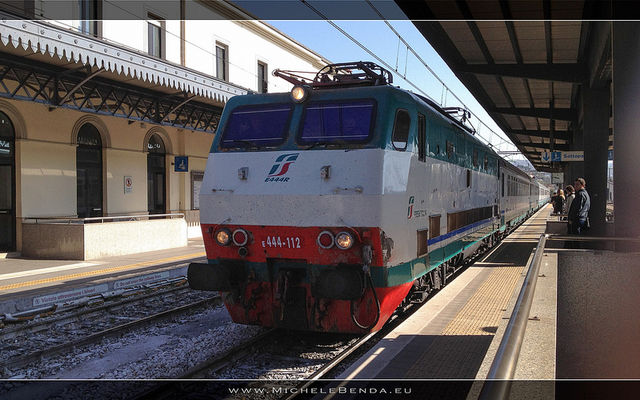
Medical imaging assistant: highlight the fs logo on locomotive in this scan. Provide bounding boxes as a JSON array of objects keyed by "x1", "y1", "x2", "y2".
[
  {"x1": 407, "y1": 196, "x2": 414, "y2": 219},
  {"x1": 266, "y1": 153, "x2": 299, "y2": 182}
]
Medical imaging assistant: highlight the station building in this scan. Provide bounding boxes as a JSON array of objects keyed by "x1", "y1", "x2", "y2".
[{"x1": 0, "y1": 1, "x2": 328, "y2": 257}]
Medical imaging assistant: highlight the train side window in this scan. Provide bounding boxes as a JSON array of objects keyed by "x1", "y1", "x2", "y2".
[
  {"x1": 446, "y1": 140, "x2": 454, "y2": 159},
  {"x1": 472, "y1": 148, "x2": 478, "y2": 168},
  {"x1": 392, "y1": 109, "x2": 410, "y2": 151},
  {"x1": 417, "y1": 229, "x2": 429, "y2": 257},
  {"x1": 417, "y1": 113, "x2": 426, "y2": 162},
  {"x1": 429, "y1": 215, "x2": 440, "y2": 239},
  {"x1": 501, "y1": 173, "x2": 505, "y2": 197}
]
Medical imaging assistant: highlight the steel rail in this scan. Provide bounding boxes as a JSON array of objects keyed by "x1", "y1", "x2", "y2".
[
  {"x1": 1, "y1": 281, "x2": 188, "y2": 335},
  {"x1": 478, "y1": 233, "x2": 548, "y2": 400},
  {"x1": 0, "y1": 276, "x2": 190, "y2": 332},
  {"x1": 283, "y1": 330, "x2": 378, "y2": 400},
  {"x1": 180, "y1": 328, "x2": 279, "y2": 379},
  {"x1": 131, "y1": 328, "x2": 279, "y2": 400},
  {"x1": 1, "y1": 296, "x2": 220, "y2": 372}
]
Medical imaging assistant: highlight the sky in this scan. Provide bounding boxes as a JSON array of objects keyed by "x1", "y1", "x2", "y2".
[{"x1": 253, "y1": 2, "x2": 524, "y2": 159}]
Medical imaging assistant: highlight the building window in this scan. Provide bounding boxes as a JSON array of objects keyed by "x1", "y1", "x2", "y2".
[
  {"x1": 257, "y1": 61, "x2": 268, "y2": 93},
  {"x1": 147, "y1": 134, "x2": 166, "y2": 214},
  {"x1": 0, "y1": 111, "x2": 16, "y2": 252},
  {"x1": 78, "y1": 0, "x2": 101, "y2": 37},
  {"x1": 191, "y1": 171, "x2": 204, "y2": 210},
  {"x1": 76, "y1": 123, "x2": 103, "y2": 218},
  {"x1": 147, "y1": 15, "x2": 165, "y2": 59},
  {"x1": 216, "y1": 43, "x2": 228, "y2": 81}
]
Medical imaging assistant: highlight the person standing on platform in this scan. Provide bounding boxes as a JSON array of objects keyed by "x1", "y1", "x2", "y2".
[
  {"x1": 564, "y1": 185, "x2": 575, "y2": 215},
  {"x1": 553, "y1": 189, "x2": 565, "y2": 215},
  {"x1": 567, "y1": 178, "x2": 590, "y2": 234}
]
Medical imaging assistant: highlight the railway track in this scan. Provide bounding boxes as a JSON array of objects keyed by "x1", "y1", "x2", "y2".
[
  {"x1": 128, "y1": 234, "x2": 503, "y2": 400},
  {"x1": 0, "y1": 283, "x2": 221, "y2": 374},
  {"x1": 1, "y1": 279, "x2": 189, "y2": 338},
  {"x1": 131, "y1": 278, "x2": 448, "y2": 400}
]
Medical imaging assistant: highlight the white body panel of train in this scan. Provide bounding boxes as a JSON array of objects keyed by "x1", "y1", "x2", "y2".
[{"x1": 200, "y1": 147, "x2": 499, "y2": 267}]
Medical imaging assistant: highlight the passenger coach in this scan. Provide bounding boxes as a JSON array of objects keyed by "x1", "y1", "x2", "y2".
[{"x1": 188, "y1": 62, "x2": 547, "y2": 333}]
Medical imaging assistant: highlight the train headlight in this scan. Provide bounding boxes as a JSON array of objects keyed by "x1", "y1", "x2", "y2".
[
  {"x1": 232, "y1": 229, "x2": 249, "y2": 246},
  {"x1": 335, "y1": 232, "x2": 354, "y2": 250},
  {"x1": 317, "y1": 231, "x2": 335, "y2": 249},
  {"x1": 291, "y1": 85, "x2": 308, "y2": 103},
  {"x1": 215, "y1": 228, "x2": 231, "y2": 246}
]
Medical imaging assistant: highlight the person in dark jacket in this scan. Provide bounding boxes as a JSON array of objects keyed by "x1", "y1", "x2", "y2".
[
  {"x1": 567, "y1": 178, "x2": 590, "y2": 234},
  {"x1": 553, "y1": 189, "x2": 565, "y2": 215}
]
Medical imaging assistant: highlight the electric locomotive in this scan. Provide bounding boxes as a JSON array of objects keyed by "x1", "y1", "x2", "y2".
[{"x1": 188, "y1": 62, "x2": 547, "y2": 333}]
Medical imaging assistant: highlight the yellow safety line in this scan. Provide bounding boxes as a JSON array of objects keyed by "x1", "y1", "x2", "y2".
[{"x1": 0, "y1": 252, "x2": 205, "y2": 291}]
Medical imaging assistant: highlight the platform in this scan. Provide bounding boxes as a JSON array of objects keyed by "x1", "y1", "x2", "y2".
[
  {"x1": 338, "y1": 205, "x2": 552, "y2": 382},
  {"x1": 0, "y1": 238, "x2": 206, "y2": 315}
]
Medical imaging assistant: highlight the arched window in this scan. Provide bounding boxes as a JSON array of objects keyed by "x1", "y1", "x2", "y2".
[
  {"x1": 147, "y1": 134, "x2": 166, "y2": 214},
  {"x1": 78, "y1": 123, "x2": 102, "y2": 147},
  {"x1": 76, "y1": 123, "x2": 103, "y2": 218},
  {"x1": 0, "y1": 111, "x2": 16, "y2": 251},
  {"x1": 147, "y1": 133, "x2": 165, "y2": 153}
]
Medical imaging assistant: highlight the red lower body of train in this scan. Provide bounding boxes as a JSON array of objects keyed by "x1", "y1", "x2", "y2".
[{"x1": 188, "y1": 224, "x2": 412, "y2": 333}]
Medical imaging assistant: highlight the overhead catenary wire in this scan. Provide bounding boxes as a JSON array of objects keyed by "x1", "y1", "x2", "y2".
[
  {"x1": 299, "y1": 0, "x2": 440, "y2": 105},
  {"x1": 64, "y1": 0, "x2": 520, "y2": 157},
  {"x1": 300, "y1": 0, "x2": 516, "y2": 153},
  {"x1": 363, "y1": 0, "x2": 519, "y2": 153}
]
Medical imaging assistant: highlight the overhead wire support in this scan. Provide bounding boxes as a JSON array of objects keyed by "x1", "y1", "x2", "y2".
[
  {"x1": 299, "y1": 0, "x2": 439, "y2": 105},
  {"x1": 364, "y1": 0, "x2": 518, "y2": 153}
]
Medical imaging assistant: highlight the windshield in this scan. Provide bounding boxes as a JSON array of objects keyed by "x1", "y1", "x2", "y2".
[
  {"x1": 221, "y1": 104, "x2": 292, "y2": 148},
  {"x1": 299, "y1": 99, "x2": 376, "y2": 144}
]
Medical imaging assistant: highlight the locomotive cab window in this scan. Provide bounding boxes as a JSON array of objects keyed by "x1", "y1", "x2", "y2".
[
  {"x1": 221, "y1": 104, "x2": 292, "y2": 149},
  {"x1": 299, "y1": 99, "x2": 376, "y2": 145},
  {"x1": 392, "y1": 109, "x2": 410, "y2": 151}
]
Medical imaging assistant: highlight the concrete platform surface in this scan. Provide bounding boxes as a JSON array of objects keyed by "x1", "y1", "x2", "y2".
[
  {"x1": 0, "y1": 238, "x2": 205, "y2": 314},
  {"x1": 339, "y1": 206, "x2": 551, "y2": 382}
]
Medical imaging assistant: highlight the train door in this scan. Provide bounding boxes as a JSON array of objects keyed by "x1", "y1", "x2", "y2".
[
  {"x1": 147, "y1": 134, "x2": 166, "y2": 215},
  {"x1": 0, "y1": 111, "x2": 15, "y2": 252},
  {"x1": 500, "y1": 171, "x2": 505, "y2": 227},
  {"x1": 417, "y1": 114, "x2": 426, "y2": 162}
]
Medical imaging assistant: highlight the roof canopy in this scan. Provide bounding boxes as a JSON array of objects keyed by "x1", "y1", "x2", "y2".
[{"x1": 397, "y1": 1, "x2": 612, "y2": 171}]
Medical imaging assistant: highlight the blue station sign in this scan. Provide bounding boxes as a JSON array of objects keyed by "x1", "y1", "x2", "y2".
[{"x1": 174, "y1": 156, "x2": 188, "y2": 172}]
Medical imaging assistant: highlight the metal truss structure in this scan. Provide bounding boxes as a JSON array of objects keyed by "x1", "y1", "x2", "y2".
[{"x1": 0, "y1": 52, "x2": 222, "y2": 133}]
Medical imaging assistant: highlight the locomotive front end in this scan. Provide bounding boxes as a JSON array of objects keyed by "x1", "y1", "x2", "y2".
[{"x1": 188, "y1": 75, "x2": 412, "y2": 333}]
